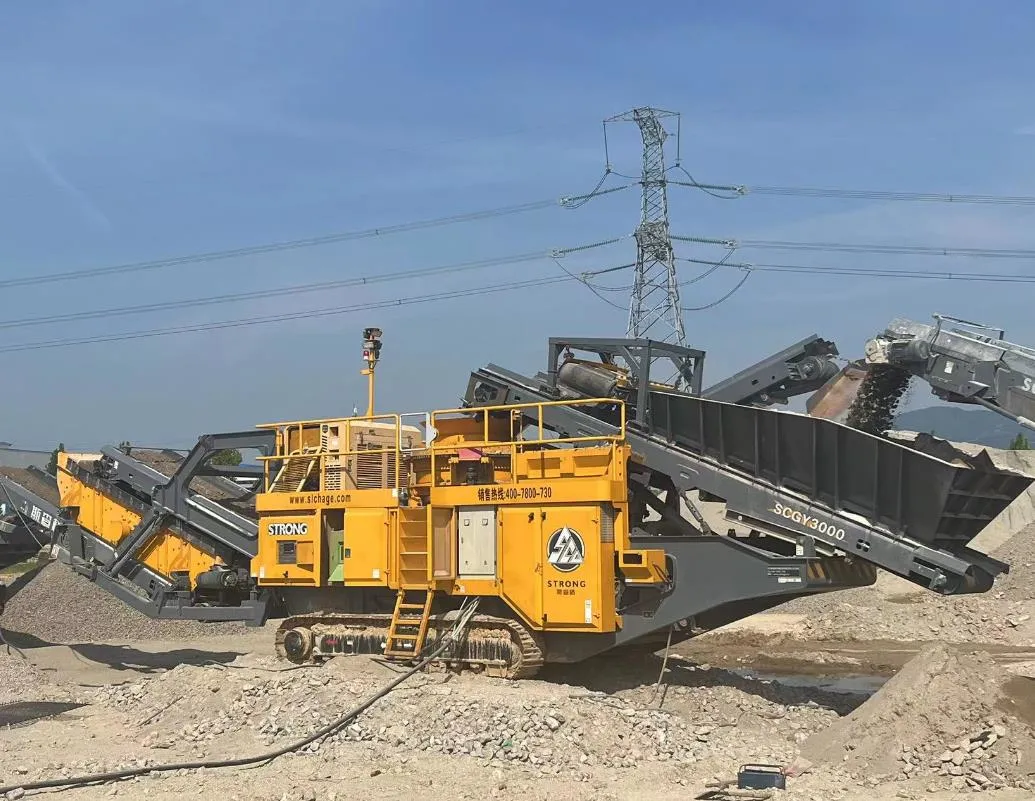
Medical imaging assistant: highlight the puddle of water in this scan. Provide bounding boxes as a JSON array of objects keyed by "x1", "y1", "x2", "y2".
[{"x1": 729, "y1": 668, "x2": 888, "y2": 695}]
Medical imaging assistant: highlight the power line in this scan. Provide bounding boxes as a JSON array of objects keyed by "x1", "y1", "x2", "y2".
[
  {"x1": 672, "y1": 234, "x2": 1035, "y2": 260},
  {"x1": 0, "y1": 197, "x2": 561, "y2": 291},
  {"x1": 0, "y1": 264, "x2": 634, "y2": 355},
  {"x1": 681, "y1": 256, "x2": 1035, "y2": 283},
  {"x1": 8, "y1": 252, "x2": 1028, "y2": 356},
  {"x1": 561, "y1": 248, "x2": 748, "y2": 313},
  {"x1": 747, "y1": 186, "x2": 1035, "y2": 205},
  {"x1": 0, "y1": 252, "x2": 543, "y2": 331},
  {"x1": 671, "y1": 179, "x2": 1035, "y2": 206},
  {"x1": 0, "y1": 239, "x2": 617, "y2": 332},
  {"x1": 724, "y1": 239, "x2": 1035, "y2": 260}
]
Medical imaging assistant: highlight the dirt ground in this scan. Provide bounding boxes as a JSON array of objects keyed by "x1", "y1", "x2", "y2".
[
  {"x1": 1, "y1": 627, "x2": 1033, "y2": 801},
  {"x1": 2, "y1": 519, "x2": 1035, "y2": 800}
]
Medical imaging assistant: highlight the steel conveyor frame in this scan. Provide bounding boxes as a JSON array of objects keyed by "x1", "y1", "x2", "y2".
[
  {"x1": 465, "y1": 344, "x2": 1029, "y2": 596},
  {"x1": 866, "y1": 314, "x2": 1035, "y2": 430},
  {"x1": 57, "y1": 431, "x2": 277, "y2": 625},
  {"x1": 702, "y1": 334, "x2": 842, "y2": 406},
  {"x1": 0, "y1": 469, "x2": 62, "y2": 562},
  {"x1": 463, "y1": 358, "x2": 1031, "y2": 661}
]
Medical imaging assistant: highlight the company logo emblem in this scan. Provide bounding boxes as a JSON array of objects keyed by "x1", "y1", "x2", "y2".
[{"x1": 546, "y1": 527, "x2": 585, "y2": 572}]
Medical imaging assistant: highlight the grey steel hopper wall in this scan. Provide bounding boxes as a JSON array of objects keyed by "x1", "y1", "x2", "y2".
[{"x1": 646, "y1": 390, "x2": 1033, "y2": 548}]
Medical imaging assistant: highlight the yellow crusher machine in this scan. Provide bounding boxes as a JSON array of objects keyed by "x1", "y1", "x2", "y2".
[{"x1": 6, "y1": 328, "x2": 1033, "y2": 679}]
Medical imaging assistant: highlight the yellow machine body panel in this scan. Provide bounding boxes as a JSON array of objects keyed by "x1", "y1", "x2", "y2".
[
  {"x1": 55, "y1": 452, "x2": 227, "y2": 589},
  {"x1": 618, "y1": 548, "x2": 668, "y2": 584},
  {"x1": 340, "y1": 507, "x2": 392, "y2": 586},
  {"x1": 255, "y1": 511, "x2": 322, "y2": 586},
  {"x1": 497, "y1": 504, "x2": 543, "y2": 626},
  {"x1": 496, "y1": 502, "x2": 617, "y2": 632}
]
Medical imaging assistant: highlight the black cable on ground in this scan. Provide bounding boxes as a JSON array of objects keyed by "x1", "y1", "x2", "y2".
[{"x1": 0, "y1": 600, "x2": 480, "y2": 796}]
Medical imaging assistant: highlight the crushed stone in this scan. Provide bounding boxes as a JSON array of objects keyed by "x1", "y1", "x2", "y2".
[
  {"x1": 0, "y1": 562, "x2": 245, "y2": 645},
  {"x1": 802, "y1": 644, "x2": 1035, "y2": 792},
  {"x1": 84, "y1": 654, "x2": 857, "y2": 780},
  {"x1": 778, "y1": 521, "x2": 1035, "y2": 644}
]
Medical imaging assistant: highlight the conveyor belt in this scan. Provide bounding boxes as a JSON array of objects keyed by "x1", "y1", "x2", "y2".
[
  {"x1": 0, "y1": 468, "x2": 62, "y2": 565},
  {"x1": 465, "y1": 362, "x2": 1031, "y2": 595}
]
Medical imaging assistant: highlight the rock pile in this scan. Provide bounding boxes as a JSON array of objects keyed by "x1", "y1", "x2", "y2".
[
  {"x1": 0, "y1": 563, "x2": 245, "y2": 644},
  {"x1": 90, "y1": 654, "x2": 852, "y2": 780},
  {"x1": 803, "y1": 644, "x2": 1035, "y2": 791},
  {"x1": 0, "y1": 650, "x2": 76, "y2": 705},
  {"x1": 921, "y1": 724, "x2": 1010, "y2": 791},
  {"x1": 781, "y1": 520, "x2": 1035, "y2": 645}
]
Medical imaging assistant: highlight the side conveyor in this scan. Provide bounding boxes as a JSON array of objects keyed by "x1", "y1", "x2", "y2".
[
  {"x1": 466, "y1": 362, "x2": 1031, "y2": 596},
  {"x1": 53, "y1": 431, "x2": 276, "y2": 625},
  {"x1": 0, "y1": 467, "x2": 62, "y2": 565},
  {"x1": 0, "y1": 468, "x2": 66, "y2": 614}
]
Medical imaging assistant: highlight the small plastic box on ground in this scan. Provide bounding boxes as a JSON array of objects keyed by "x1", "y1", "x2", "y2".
[{"x1": 737, "y1": 764, "x2": 787, "y2": 790}]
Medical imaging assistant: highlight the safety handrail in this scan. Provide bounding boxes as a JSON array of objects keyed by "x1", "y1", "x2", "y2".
[
  {"x1": 256, "y1": 398, "x2": 625, "y2": 492},
  {"x1": 429, "y1": 397, "x2": 626, "y2": 446}
]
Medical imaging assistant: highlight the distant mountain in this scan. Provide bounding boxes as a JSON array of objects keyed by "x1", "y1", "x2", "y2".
[{"x1": 894, "y1": 406, "x2": 1029, "y2": 449}]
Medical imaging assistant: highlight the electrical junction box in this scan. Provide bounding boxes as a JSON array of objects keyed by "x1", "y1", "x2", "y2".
[{"x1": 457, "y1": 506, "x2": 497, "y2": 578}]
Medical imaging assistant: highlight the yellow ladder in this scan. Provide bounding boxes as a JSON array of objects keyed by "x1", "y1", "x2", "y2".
[{"x1": 384, "y1": 588, "x2": 435, "y2": 659}]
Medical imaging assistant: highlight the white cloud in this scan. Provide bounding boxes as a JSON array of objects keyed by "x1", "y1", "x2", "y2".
[{"x1": 13, "y1": 122, "x2": 112, "y2": 231}]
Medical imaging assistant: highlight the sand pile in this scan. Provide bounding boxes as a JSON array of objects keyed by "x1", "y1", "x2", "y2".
[
  {"x1": 803, "y1": 644, "x2": 1035, "y2": 791},
  {"x1": 991, "y1": 531, "x2": 1035, "y2": 602},
  {"x1": 0, "y1": 562, "x2": 245, "y2": 644}
]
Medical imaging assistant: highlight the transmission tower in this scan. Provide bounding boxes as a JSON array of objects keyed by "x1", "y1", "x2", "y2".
[{"x1": 604, "y1": 107, "x2": 685, "y2": 347}]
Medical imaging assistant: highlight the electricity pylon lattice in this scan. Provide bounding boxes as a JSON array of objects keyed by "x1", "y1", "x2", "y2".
[{"x1": 605, "y1": 107, "x2": 685, "y2": 348}]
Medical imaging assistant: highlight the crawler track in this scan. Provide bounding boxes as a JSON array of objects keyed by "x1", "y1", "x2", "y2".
[{"x1": 274, "y1": 612, "x2": 545, "y2": 679}]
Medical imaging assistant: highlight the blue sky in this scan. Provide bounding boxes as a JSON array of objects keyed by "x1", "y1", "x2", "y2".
[{"x1": 2, "y1": 1, "x2": 1035, "y2": 450}]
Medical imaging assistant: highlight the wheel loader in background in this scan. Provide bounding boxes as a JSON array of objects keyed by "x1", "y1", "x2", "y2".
[{"x1": 1, "y1": 321, "x2": 1032, "y2": 678}]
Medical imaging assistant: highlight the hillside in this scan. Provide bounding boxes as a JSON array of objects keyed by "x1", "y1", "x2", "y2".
[{"x1": 894, "y1": 405, "x2": 1029, "y2": 449}]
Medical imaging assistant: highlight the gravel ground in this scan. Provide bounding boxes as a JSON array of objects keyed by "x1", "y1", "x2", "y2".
[
  {"x1": 89, "y1": 652, "x2": 865, "y2": 774},
  {"x1": 0, "y1": 562, "x2": 246, "y2": 645},
  {"x1": 774, "y1": 521, "x2": 1035, "y2": 645},
  {"x1": 3, "y1": 644, "x2": 1033, "y2": 800}
]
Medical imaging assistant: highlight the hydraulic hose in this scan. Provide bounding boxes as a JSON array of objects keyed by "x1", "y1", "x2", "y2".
[{"x1": 0, "y1": 598, "x2": 480, "y2": 796}]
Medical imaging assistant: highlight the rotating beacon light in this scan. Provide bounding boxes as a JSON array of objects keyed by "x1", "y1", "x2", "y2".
[{"x1": 361, "y1": 327, "x2": 383, "y2": 416}]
